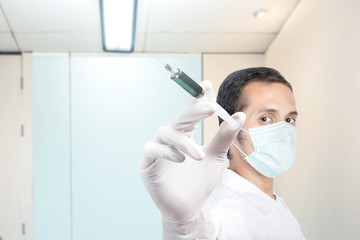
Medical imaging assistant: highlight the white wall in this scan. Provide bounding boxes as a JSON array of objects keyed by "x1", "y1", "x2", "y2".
[
  {"x1": 266, "y1": 0, "x2": 360, "y2": 239},
  {"x1": 202, "y1": 54, "x2": 265, "y2": 144}
]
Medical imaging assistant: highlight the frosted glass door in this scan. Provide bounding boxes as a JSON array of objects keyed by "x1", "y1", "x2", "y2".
[
  {"x1": 33, "y1": 54, "x2": 202, "y2": 239},
  {"x1": 70, "y1": 55, "x2": 202, "y2": 239}
]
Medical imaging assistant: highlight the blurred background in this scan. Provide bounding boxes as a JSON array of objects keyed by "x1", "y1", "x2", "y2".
[{"x1": 0, "y1": 0, "x2": 359, "y2": 239}]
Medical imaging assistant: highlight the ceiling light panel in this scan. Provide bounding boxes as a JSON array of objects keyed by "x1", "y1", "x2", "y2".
[{"x1": 100, "y1": 0, "x2": 137, "y2": 52}]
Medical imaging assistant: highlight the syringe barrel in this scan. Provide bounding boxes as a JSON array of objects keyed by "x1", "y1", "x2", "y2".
[{"x1": 170, "y1": 69, "x2": 204, "y2": 98}]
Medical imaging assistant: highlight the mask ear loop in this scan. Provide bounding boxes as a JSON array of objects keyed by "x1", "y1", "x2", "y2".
[
  {"x1": 233, "y1": 128, "x2": 250, "y2": 157},
  {"x1": 233, "y1": 143, "x2": 247, "y2": 157},
  {"x1": 241, "y1": 128, "x2": 250, "y2": 134}
]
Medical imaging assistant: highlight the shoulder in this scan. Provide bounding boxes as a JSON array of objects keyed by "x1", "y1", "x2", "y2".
[
  {"x1": 209, "y1": 186, "x2": 253, "y2": 239},
  {"x1": 209, "y1": 185, "x2": 257, "y2": 217}
]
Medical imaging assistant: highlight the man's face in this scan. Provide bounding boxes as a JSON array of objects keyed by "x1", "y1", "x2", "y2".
[{"x1": 235, "y1": 81, "x2": 298, "y2": 156}]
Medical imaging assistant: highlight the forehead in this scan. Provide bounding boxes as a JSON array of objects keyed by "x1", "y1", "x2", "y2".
[{"x1": 241, "y1": 81, "x2": 296, "y2": 112}]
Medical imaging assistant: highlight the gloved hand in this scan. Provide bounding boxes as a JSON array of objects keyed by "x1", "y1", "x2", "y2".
[{"x1": 139, "y1": 81, "x2": 246, "y2": 239}]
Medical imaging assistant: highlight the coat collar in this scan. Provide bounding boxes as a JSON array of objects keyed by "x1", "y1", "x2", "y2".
[{"x1": 221, "y1": 168, "x2": 282, "y2": 215}]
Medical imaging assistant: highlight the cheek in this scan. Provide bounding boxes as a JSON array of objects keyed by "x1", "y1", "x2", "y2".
[
  {"x1": 237, "y1": 131, "x2": 250, "y2": 145},
  {"x1": 237, "y1": 131, "x2": 254, "y2": 153}
]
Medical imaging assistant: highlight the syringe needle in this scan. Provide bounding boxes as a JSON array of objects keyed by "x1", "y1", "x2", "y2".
[{"x1": 152, "y1": 55, "x2": 166, "y2": 67}]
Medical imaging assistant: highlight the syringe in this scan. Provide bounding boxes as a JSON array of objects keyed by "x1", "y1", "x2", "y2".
[{"x1": 160, "y1": 61, "x2": 237, "y2": 127}]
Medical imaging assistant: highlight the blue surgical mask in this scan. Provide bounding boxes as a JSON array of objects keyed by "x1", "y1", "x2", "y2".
[{"x1": 233, "y1": 121, "x2": 298, "y2": 178}]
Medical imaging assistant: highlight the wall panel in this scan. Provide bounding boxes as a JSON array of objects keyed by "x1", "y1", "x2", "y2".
[{"x1": 33, "y1": 54, "x2": 71, "y2": 240}]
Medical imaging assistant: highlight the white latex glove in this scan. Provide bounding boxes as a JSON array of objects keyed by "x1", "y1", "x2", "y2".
[{"x1": 139, "y1": 81, "x2": 246, "y2": 239}]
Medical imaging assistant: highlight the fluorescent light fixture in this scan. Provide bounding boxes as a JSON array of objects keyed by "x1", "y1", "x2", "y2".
[
  {"x1": 100, "y1": 0, "x2": 137, "y2": 52},
  {"x1": 254, "y1": 9, "x2": 268, "y2": 19}
]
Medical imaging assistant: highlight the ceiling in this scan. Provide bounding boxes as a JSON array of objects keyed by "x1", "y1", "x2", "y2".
[{"x1": 0, "y1": 0, "x2": 300, "y2": 53}]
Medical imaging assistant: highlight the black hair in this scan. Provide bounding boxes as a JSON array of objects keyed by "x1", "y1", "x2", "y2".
[
  {"x1": 217, "y1": 67, "x2": 292, "y2": 124},
  {"x1": 216, "y1": 67, "x2": 293, "y2": 159}
]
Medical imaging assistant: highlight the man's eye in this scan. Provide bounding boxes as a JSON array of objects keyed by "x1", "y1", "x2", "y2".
[
  {"x1": 286, "y1": 118, "x2": 296, "y2": 124},
  {"x1": 261, "y1": 117, "x2": 272, "y2": 123}
]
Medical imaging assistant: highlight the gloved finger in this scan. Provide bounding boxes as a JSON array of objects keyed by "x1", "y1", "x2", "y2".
[
  {"x1": 171, "y1": 80, "x2": 216, "y2": 132},
  {"x1": 170, "y1": 101, "x2": 216, "y2": 132},
  {"x1": 182, "y1": 80, "x2": 213, "y2": 134},
  {"x1": 188, "y1": 80, "x2": 214, "y2": 106},
  {"x1": 201, "y1": 80, "x2": 213, "y2": 92},
  {"x1": 155, "y1": 126, "x2": 205, "y2": 160},
  {"x1": 139, "y1": 141, "x2": 186, "y2": 169},
  {"x1": 197, "y1": 80, "x2": 216, "y2": 104},
  {"x1": 183, "y1": 123, "x2": 198, "y2": 135},
  {"x1": 205, "y1": 112, "x2": 246, "y2": 160}
]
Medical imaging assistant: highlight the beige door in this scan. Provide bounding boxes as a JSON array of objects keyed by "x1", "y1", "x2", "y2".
[{"x1": 0, "y1": 55, "x2": 22, "y2": 240}]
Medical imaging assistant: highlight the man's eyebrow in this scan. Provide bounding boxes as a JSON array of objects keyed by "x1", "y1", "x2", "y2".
[
  {"x1": 257, "y1": 108, "x2": 278, "y2": 114},
  {"x1": 289, "y1": 111, "x2": 298, "y2": 116},
  {"x1": 257, "y1": 108, "x2": 298, "y2": 116}
]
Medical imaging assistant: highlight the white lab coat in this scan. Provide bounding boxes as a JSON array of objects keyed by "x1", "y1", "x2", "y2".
[{"x1": 209, "y1": 169, "x2": 305, "y2": 240}]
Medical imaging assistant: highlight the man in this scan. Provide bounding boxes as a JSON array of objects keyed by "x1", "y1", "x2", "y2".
[{"x1": 139, "y1": 67, "x2": 305, "y2": 239}]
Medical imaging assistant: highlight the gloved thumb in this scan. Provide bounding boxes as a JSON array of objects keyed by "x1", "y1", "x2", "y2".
[{"x1": 205, "y1": 112, "x2": 246, "y2": 159}]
